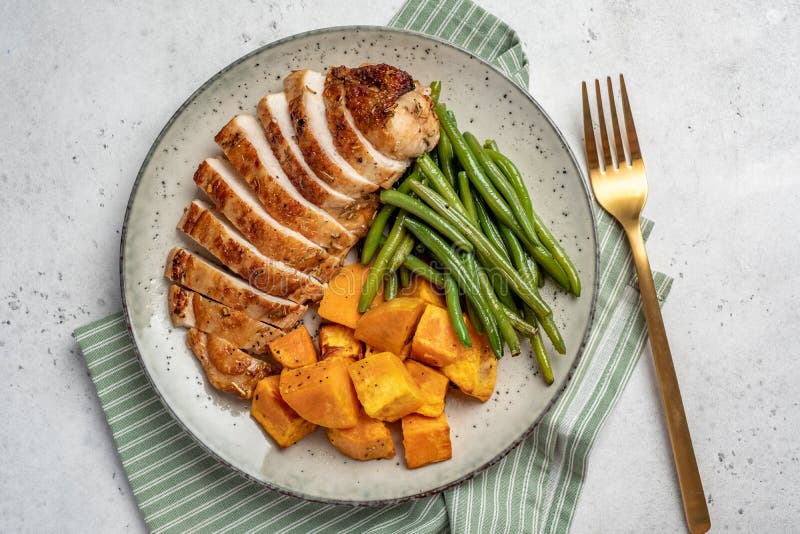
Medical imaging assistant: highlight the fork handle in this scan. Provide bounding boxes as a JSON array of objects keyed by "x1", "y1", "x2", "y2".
[{"x1": 624, "y1": 220, "x2": 711, "y2": 534}]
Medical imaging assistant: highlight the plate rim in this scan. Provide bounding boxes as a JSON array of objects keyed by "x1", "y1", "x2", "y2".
[{"x1": 120, "y1": 24, "x2": 599, "y2": 506}]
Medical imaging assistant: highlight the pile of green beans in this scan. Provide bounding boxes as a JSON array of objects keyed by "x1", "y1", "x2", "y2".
[{"x1": 357, "y1": 82, "x2": 581, "y2": 383}]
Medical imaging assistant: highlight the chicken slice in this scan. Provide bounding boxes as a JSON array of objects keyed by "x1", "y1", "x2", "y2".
[
  {"x1": 165, "y1": 247, "x2": 306, "y2": 329},
  {"x1": 169, "y1": 285, "x2": 282, "y2": 355},
  {"x1": 215, "y1": 115, "x2": 356, "y2": 254},
  {"x1": 322, "y1": 74, "x2": 409, "y2": 188},
  {"x1": 193, "y1": 157, "x2": 340, "y2": 280},
  {"x1": 257, "y1": 93, "x2": 378, "y2": 237},
  {"x1": 284, "y1": 70, "x2": 378, "y2": 197},
  {"x1": 177, "y1": 200, "x2": 324, "y2": 303},
  {"x1": 186, "y1": 328, "x2": 274, "y2": 399},
  {"x1": 329, "y1": 64, "x2": 439, "y2": 160}
]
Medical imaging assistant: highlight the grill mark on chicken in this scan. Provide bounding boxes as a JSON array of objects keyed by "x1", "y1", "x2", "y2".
[
  {"x1": 165, "y1": 246, "x2": 306, "y2": 329},
  {"x1": 186, "y1": 328, "x2": 275, "y2": 399},
  {"x1": 177, "y1": 200, "x2": 324, "y2": 303},
  {"x1": 215, "y1": 115, "x2": 356, "y2": 253},
  {"x1": 169, "y1": 285, "x2": 283, "y2": 355}
]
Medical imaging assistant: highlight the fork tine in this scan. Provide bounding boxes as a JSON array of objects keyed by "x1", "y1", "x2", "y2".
[
  {"x1": 619, "y1": 74, "x2": 642, "y2": 161},
  {"x1": 581, "y1": 81, "x2": 600, "y2": 171},
  {"x1": 606, "y1": 76, "x2": 626, "y2": 166},
  {"x1": 594, "y1": 79, "x2": 613, "y2": 170}
]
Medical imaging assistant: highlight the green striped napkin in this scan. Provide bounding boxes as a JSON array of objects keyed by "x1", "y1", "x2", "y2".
[{"x1": 74, "y1": 1, "x2": 672, "y2": 532}]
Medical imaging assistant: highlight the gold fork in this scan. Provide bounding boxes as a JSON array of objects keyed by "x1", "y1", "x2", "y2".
[{"x1": 582, "y1": 75, "x2": 710, "y2": 534}]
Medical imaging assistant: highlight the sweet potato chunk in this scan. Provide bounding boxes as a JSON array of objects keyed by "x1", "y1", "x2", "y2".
[
  {"x1": 410, "y1": 304, "x2": 461, "y2": 367},
  {"x1": 404, "y1": 360, "x2": 449, "y2": 417},
  {"x1": 354, "y1": 297, "x2": 426, "y2": 355},
  {"x1": 399, "y1": 276, "x2": 445, "y2": 308},
  {"x1": 327, "y1": 409, "x2": 395, "y2": 460},
  {"x1": 269, "y1": 325, "x2": 317, "y2": 369},
  {"x1": 441, "y1": 321, "x2": 497, "y2": 402},
  {"x1": 279, "y1": 357, "x2": 360, "y2": 428},
  {"x1": 251, "y1": 376, "x2": 316, "y2": 447},
  {"x1": 319, "y1": 324, "x2": 363, "y2": 361},
  {"x1": 318, "y1": 263, "x2": 383, "y2": 329},
  {"x1": 402, "y1": 412, "x2": 452, "y2": 468},
  {"x1": 347, "y1": 352, "x2": 423, "y2": 422}
]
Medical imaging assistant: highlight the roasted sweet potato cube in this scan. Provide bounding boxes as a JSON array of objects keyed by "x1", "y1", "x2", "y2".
[
  {"x1": 269, "y1": 325, "x2": 317, "y2": 369},
  {"x1": 401, "y1": 412, "x2": 452, "y2": 468},
  {"x1": 279, "y1": 357, "x2": 360, "y2": 428},
  {"x1": 251, "y1": 376, "x2": 316, "y2": 447},
  {"x1": 347, "y1": 352, "x2": 423, "y2": 422},
  {"x1": 410, "y1": 304, "x2": 461, "y2": 367},
  {"x1": 441, "y1": 321, "x2": 497, "y2": 402},
  {"x1": 399, "y1": 276, "x2": 445, "y2": 308},
  {"x1": 319, "y1": 324, "x2": 363, "y2": 361},
  {"x1": 404, "y1": 360, "x2": 449, "y2": 417},
  {"x1": 326, "y1": 409, "x2": 395, "y2": 461},
  {"x1": 354, "y1": 297, "x2": 426, "y2": 355},
  {"x1": 318, "y1": 263, "x2": 383, "y2": 329}
]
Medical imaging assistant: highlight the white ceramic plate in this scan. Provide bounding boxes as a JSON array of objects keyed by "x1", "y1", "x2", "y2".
[{"x1": 121, "y1": 26, "x2": 598, "y2": 505}]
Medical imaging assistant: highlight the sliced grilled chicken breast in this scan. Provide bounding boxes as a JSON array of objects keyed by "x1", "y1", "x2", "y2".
[
  {"x1": 169, "y1": 285, "x2": 282, "y2": 355},
  {"x1": 165, "y1": 247, "x2": 306, "y2": 329},
  {"x1": 329, "y1": 64, "x2": 439, "y2": 160},
  {"x1": 284, "y1": 70, "x2": 378, "y2": 198},
  {"x1": 186, "y1": 328, "x2": 274, "y2": 399},
  {"x1": 193, "y1": 157, "x2": 340, "y2": 280},
  {"x1": 323, "y1": 72, "x2": 409, "y2": 187},
  {"x1": 215, "y1": 115, "x2": 356, "y2": 253},
  {"x1": 177, "y1": 200, "x2": 324, "y2": 303},
  {"x1": 257, "y1": 93, "x2": 378, "y2": 237}
]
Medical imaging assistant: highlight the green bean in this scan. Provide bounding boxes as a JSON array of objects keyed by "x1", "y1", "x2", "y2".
[
  {"x1": 435, "y1": 105, "x2": 520, "y2": 231},
  {"x1": 474, "y1": 197, "x2": 516, "y2": 310},
  {"x1": 404, "y1": 218, "x2": 502, "y2": 357},
  {"x1": 388, "y1": 234, "x2": 415, "y2": 274},
  {"x1": 464, "y1": 132, "x2": 542, "y2": 249},
  {"x1": 402, "y1": 253, "x2": 445, "y2": 287},
  {"x1": 435, "y1": 105, "x2": 570, "y2": 289},
  {"x1": 483, "y1": 139, "x2": 499, "y2": 151},
  {"x1": 538, "y1": 312, "x2": 566, "y2": 354},
  {"x1": 417, "y1": 153, "x2": 466, "y2": 215},
  {"x1": 437, "y1": 132, "x2": 456, "y2": 185},
  {"x1": 398, "y1": 265, "x2": 411, "y2": 288},
  {"x1": 458, "y1": 171, "x2": 478, "y2": 224},
  {"x1": 461, "y1": 251, "x2": 502, "y2": 356},
  {"x1": 384, "y1": 271, "x2": 398, "y2": 300},
  {"x1": 361, "y1": 205, "x2": 395, "y2": 265},
  {"x1": 359, "y1": 214, "x2": 406, "y2": 312},
  {"x1": 527, "y1": 307, "x2": 554, "y2": 384},
  {"x1": 465, "y1": 300, "x2": 483, "y2": 333},
  {"x1": 379, "y1": 189, "x2": 473, "y2": 252},
  {"x1": 485, "y1": 149, "x2": 532, "y2": 219},
  {"x1": 444, "y1": 275, "x2": 472, "y2": 348},
  {"x1": 500, "y1": 303, "x2": 539, "y2": 337},
  {"x1": 360, "y1": 168, "x2": 420, "y2": 264},
  {"x1": 407, "y1": 181, "x2": 552, "y2": 318},
  {"x1": 488, "y1": 148, "x2": 582, "y2": 296},
  {"x1": 499, "y1": 224, "x2": 566, "y2": 353},
  {"x1": 429, "y1": 81, "x2": 442, "y2": 104},
  {"x1": 476, "y1": 264, "x2": 520, "y2": 356}
]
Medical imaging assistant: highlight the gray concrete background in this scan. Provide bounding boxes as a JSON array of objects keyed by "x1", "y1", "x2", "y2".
[{"x1": 1, "y1": 1, "x2": 797, "y2": 531}]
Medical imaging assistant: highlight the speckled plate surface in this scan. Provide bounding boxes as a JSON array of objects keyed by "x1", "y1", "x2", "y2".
[{"x1": 121, "y1": 26, "x2": 598, "y2": 505}]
